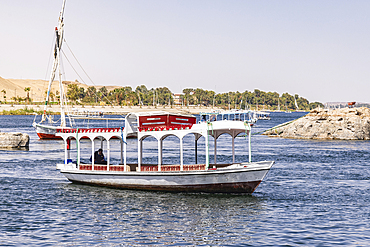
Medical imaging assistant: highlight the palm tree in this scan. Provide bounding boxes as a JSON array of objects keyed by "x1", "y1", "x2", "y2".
[
  {"x1": 1, "y1": 89, "x2": 6, "y2": 102},
  {"x1": 24, "y1": 87, "x2": 31, "y2": 103},
  {"x1": 49, "y1": 92, "x2": 55, "y2": 103},
  {"x1": 67, "y1": 84, "x2": 79, "y2": 102},
  {"x1": 56, "y1": 90, "x2": 60, "y2": 103}
]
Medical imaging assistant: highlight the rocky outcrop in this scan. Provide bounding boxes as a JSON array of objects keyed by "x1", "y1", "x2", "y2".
[
  {"x1": 263, "y1": 107, "x2": 370, "y2": 140},
  {"x1": 0, "y1": 132, "x2": 30, "y2": 148}
]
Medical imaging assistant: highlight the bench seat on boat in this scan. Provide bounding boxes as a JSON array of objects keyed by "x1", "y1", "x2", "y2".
[
  {"x1": 140, "y1": 164, "x2": 206, "y2": 172},
  {"x1": 79, "y1": 164, "x2": 130, "y2": 171},
  {"x1": 78, "y1": 164, "x2": 206, "y2": 172}
]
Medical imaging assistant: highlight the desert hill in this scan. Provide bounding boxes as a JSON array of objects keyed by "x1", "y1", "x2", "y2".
[{"x1": 0, "y1": 77, "x2": 120, "y2": 102}]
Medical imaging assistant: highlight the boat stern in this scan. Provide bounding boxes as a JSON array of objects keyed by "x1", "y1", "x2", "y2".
[{"x1": 57, "y1": 162, "x2": 77, "y2": 171}]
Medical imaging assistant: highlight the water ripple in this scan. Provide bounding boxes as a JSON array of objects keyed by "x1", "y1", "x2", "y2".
[{"x1": 1, "y1": 113, "x2": 370, "y2": 246}]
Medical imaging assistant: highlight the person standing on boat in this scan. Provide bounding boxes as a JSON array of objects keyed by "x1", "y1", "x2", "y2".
[{"x1": 93, "y1": 148, "x2": 107, "y2": 164}]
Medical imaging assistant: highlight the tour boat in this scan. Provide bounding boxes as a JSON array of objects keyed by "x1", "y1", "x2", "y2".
[
  {"x1": 56, "y1": 111, "x2": 274, "y2": 193},
  {"x1": 256, "y1": 111, "x2": 271, "y2": 120},
  {"x1": 33, "y1": 116, "x2": 126, "y2": 139},
  {"x1": 201, "y1": 109, "x2": 258, "y2": 125}
]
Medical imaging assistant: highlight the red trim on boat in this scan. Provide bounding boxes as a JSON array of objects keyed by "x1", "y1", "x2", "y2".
[
  {"x1": 37, "y1": 129, "x2": 121, "y2": 139},
  {"x1": 67, "y1": 179, "x2": 262, "y2": 193},
  {"x1": 37, "y1": 132, "x2": 62, "y2": 139}
]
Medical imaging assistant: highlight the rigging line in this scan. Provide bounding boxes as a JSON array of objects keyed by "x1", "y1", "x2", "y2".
[
  {"x1": 60, "y1": 50, "x2": 66, "y2": 83},
  {"x1": 45, "y1": 32, "x2": 56, "y2": 81},
  {"x1": 60, "y1": 48, "x2": 112, "y2": 106},
  {"x1": 63, "y1": 38, "x2": 113, "y2": 105},
  {"x1": 61, "y1": 49, "x2": 86, "y2": 85},
  {"x1": 63, "y1": 39, "x2": 95, "y2": 85},
  {"x1": 55, "y1": 50, "x2": 74, "y2": 117},
  {"x1": 43, "y1": 32, "x2": 57, "y2": 103},
  {"x1": 59, "y1": 50, "x2": 72, "y2": 111}
]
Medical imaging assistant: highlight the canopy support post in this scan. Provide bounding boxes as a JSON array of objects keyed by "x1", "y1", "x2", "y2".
[
  {"x1": 232, "y1": 131, "x2": 235, "y2": 164},
  {"x1": 91, "y1": 138, "x2": 95, "y2": 170},
  {"x1": 180, "y1": 137, "x2": 183, "y2": 171},
  {"x1": 64, "y1": 138, "x2": 68, "y2": 164},
  {"x1": 67, "y1": 138, "x2": 70, "y2": 161},
  {"x1": 195, "y1": 139, "x2": 198, "y2": 164},
  {"x1": 214, "y1": 136, "x2": 217, "y2": 165},
  {"x1": 120, "y1": 139, "x2": 123, "y2": 164},
  {"x1": 158, "y1": 139, "x2": 162, "y2": 171},
  {"x1": 138, "y1": 138, "x2": 142, "y2": 172},
  {"x1": 77, "y1": 138, "x2": 80, "y2": 169},
  {"x1": 205, "y1": 132, "x2": 209, "y2": 169},
  {"x1": 124, "y1": 135, "x2": 127, "y2": 171},
  {"x1": 107, "y1": 139, "x2": 110, "y2": 171},
  {"x1": 249, "y1": 129, "x2": 252, "y2": 163}
]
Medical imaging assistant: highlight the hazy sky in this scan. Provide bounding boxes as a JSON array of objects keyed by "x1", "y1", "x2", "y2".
[{"x1": 1, "y1": 0, "x2": 369, "y2": 103}]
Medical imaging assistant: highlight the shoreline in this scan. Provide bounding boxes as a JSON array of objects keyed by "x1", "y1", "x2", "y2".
[
  {"x1": 263, "y1": 107, "x2": 370, "y2": 140},
  {"x1": 0, "y1": 103, "x2": 311, "y2": 115},
  {"x1": 0, "y1": 104, "x2": 222, "y2": 115}
]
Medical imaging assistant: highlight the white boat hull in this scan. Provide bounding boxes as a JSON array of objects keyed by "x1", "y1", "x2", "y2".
[
  {"x1": 58, "y1": 161, "x2": 274, "y2": 193},
  {"x1": 33, "y1": 122, "x2": 137, "y2": 139},
  {"x1": 33, "y1": 122, "x2": 61, "y2": 139}
]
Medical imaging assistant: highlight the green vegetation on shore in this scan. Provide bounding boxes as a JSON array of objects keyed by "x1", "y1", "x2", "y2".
[
  {"x1": 0, "y1": 107, "x2": 54, "y2": 116},
  {"x1": 64, "y1": 84, "x2": 323, "y2": 110},
  {"x1": 2, "y1": 84, "x2": 324, "y2": 111}
]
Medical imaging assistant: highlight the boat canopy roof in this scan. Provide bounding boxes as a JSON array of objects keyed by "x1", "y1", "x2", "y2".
[
  {"x1": 255, "y1": 111, "x2": 270, "y2": 115},
  {"x1": 219, "y1": 109, "x2": 252, "y2": 114},
  {"x1": 125, "y1": 111, "x2": 197, "y2": 135},
  {"x1": 126, "y1": 111, "x2": 195, "y2": 118}
]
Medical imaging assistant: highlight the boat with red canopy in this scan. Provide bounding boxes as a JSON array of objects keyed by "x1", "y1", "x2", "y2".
[{"x1": 56, "y1": 111, "x2": 274, "y2": 193}]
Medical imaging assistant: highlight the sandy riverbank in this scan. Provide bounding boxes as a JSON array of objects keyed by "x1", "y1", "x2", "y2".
[
  {"x1": 0, "y1": 76, "x2": 118, "y2": 102},
  {"x1": 0, "y1": 104, "x2": 220, "y2": 115}
]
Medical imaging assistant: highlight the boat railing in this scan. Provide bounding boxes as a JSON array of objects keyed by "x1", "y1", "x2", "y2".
[
  {"x1": 79, "y1": 164, "x2": 130, "y2": 171},
  {"x1": 56, "y1": 127, "x2": 123, "y2": 133},
  {"x1": 68, "y1": 108, "x2": 104, "y2": 118},
  {"x1": 140, "y1": 164, "x2": 206, "y2": 172},
  {"x1": 78, "y1": 164, "x2": 206, "y2": 172},
  {"x1": 138, "y1": 125, "x2": 192, "y2": 132}
]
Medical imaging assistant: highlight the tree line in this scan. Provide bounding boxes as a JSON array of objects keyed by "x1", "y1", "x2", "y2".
[
  {"x1": 65, "y1": 84, "x2": 323, "y2": 110},
  {"x1": 1, "y1": 88, "x2": 32, "y2": 103},
  {"x1": 0, "y1": 84, "x2": 323, "y2": 110}
]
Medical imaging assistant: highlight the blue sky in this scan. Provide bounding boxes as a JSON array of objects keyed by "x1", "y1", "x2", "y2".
[{"x1": 1, "y1": 0, "x2": 369, "y2": 103}]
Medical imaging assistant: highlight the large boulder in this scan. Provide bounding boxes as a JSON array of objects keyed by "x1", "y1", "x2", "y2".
[
  {"x1": 263, "y1": 107, "x2": 370, "y2": 140},
  {"x1": 0, "y1": 132, "x2": 30, "y2": 148}
]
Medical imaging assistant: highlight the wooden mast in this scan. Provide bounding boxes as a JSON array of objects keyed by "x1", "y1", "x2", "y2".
[{"x1": 42, "y1": 0, "x2": 67, "y2": 127}]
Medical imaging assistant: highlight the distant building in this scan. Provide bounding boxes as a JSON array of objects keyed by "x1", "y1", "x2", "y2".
[{"x1": 172, "y1": 93, "x2": 184, "y2": 105}]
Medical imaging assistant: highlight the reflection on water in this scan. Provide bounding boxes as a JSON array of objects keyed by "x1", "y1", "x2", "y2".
[
  {"x1": 56, "y1": 184, "x2": 266, "y2": 245},
  {"x1": 1, "y1": 113, "x2": 370, "y2": 245}
]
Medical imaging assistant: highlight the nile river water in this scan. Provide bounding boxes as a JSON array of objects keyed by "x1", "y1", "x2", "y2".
[{"x1": 1, "y1": 112, "x2": 370, "y2": 246}]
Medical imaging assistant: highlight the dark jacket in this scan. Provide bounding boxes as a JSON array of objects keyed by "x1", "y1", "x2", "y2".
[{"x1": 94, "y1": 151, "x2": 106, "y2": 164}]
